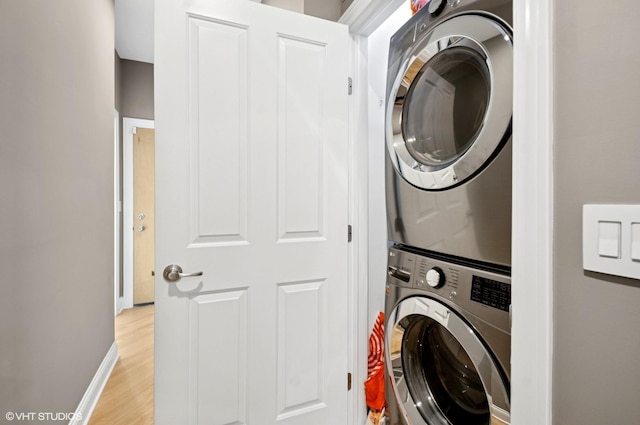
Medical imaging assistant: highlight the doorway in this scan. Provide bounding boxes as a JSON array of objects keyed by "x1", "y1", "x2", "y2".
[
  {"x1": 132, "y1": 127, "x2": 155, "y2": 305},
  {"x1": 123, "y1": 118, "x2": 155, "y2": 309}
]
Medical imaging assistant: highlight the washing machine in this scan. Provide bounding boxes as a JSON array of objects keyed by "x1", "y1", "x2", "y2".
[
  {"x1": 385, "y1": 0, "x2": 513, "y2": 268},
  {"x1": 385, "y1": 246, "x2": 510, "y2": 425}
]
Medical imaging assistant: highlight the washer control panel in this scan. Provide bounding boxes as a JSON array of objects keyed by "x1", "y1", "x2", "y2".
[{"x1": 387, "y1": 246, "x2": 511, "y2": 320}]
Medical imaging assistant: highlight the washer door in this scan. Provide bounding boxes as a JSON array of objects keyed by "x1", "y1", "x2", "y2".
[
  {"x1": 386, "y1": 296, "x2": 510, "y2": 425},
  {"x1": 386, "y1": 14, "x2": 512, "y2": 190}
]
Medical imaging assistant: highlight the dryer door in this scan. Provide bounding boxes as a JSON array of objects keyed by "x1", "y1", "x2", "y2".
[
  {"x1": 386, "y1": 296, "x2": 510, "y2": 425},
  {"x1": 386, "y1": 14, "x2": 512, "y2": 190}
]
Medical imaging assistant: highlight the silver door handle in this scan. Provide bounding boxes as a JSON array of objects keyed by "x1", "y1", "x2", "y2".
[{"x1": 162, "y1": 264, "x2": 203, "y2": 283}]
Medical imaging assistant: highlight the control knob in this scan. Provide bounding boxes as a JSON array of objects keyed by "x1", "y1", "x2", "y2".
[
  {"x1": 426, "y1": 267, "x2": 445, "y2": 288},
  {"x1": 428, "y1": 0, "x2": 447, "y2": 16}
]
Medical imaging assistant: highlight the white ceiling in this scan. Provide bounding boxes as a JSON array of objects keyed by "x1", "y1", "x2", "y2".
[{"x1": 115, "y1": 0, "x2": 154, "y2": 64}]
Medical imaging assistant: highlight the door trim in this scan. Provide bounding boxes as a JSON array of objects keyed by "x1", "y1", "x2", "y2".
[
  {"x1": 346, "y1": 33, "x2": 370, "y2": 425},
  {"x1": 122, "y1": 117, "x2": 154, "y2": 310},
  {"x1": 114, "y1": 109, "x2": 122, "y2": 316},
  {"x1": 339, "y1": 0, "x2": 406, "y2": 36},
  {"x1": 511, "y1": 0, "x2": 554, "y2": 423}
]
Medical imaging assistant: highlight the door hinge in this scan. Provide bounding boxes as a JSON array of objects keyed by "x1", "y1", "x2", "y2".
[
  {"x1": 347, "y1": 372, "x2": 352, "y2": 391},
  {"x1": 348, "y1": 77, "x2": 353, "y2": 95},
  {"x1": 348, "y1": 225, "x2": 353, "y2": 243}
]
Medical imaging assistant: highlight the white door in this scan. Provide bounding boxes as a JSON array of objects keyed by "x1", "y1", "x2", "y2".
[{"x1": 154, "y1": 1, "x2": 350, "y2": 424}]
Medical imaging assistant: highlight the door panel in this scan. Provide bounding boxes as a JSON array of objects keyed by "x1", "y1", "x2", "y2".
[
  {"x1": 276, "y1": 279, "x2": 327, "y2": 419},
  {"x1": 278, "y1": 36, "x2": 327, "y2": 240},
  {"x1": 155, "y1": 1, "x2": 350, "y2": 424},
  {"x1": 188, "y1": 290, "x2": 248, "y2": 424},
  {"x1": 188, "y1": 16, "x2": 249, "y2": 246}
]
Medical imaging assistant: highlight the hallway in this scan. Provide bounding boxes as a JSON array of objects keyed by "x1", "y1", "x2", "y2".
[{"x1": 89, "y1": 305, "x2": 154, "y2": 424}]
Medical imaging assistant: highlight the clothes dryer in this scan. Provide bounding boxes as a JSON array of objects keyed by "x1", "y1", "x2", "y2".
[
  {"x1": 385, "y1": 246, "x2": 510, "y2": 425},
  {"x1": 385, "y1": 0, "x2": 513, "y2": 268}
]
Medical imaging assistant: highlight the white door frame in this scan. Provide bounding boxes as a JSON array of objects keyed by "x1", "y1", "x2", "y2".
[
  {"x1": 114, "y1": 109, "x2": 121, "y2": 316},
  {"x1": 345, "y1": 32, "x2": 371, "y2": 425},
  {"x1": 342, "y1": 1, "x2": 554, "y2": 424},
  {"x1": 511, "y1": 0, "x2": 554, "y2": 423},
  {"x1": 122, "y1": 117, "x2": 155, "y2": 310}
]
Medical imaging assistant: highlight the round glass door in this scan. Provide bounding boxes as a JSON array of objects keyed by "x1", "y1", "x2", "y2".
[
  {"x1": 386, "y1": 15, "x2": 512, "y2": 190},
  {"x1": 385, "y1": 297, "x2": 510, "y2": 425},
  {"x1": 402, "y1": 46, "x2": 490, "y2": 169},
  {"x1": 403, "y1": 315, "x2": 489, "y2": 424}
]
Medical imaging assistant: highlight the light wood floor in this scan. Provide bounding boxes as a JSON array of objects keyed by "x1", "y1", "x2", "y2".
[{"x1": 89, "y1": 305, "x2": 154, "y2": 425}]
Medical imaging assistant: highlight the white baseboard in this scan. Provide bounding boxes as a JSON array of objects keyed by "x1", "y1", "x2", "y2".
[
  {"x1": 116, "y1": 296, "x2": 124, "y2": 316},
  {"x1": 70, "y1": 342, "x2": 119, "y2": 425}
]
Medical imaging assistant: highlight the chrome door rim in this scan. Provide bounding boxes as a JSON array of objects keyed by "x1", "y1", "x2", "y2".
[
  {"x1": 386, "y1": 14, "x2": 512, "y2": 191},
  {"x1": 385, "y1": 296, "x2": 510, "y2": 425}
]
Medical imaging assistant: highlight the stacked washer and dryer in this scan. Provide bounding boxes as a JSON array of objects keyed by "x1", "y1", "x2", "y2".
[{"x1": 383, "y1": 0, "x2": 513, "y2": 424}]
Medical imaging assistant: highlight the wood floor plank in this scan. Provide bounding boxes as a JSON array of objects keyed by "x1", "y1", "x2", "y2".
[{"x1": 89, "y1": 305, "x2": 154, "y2": 425}]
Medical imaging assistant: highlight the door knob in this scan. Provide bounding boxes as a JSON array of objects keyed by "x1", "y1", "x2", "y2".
[{"x1": 162, "y1": 265, "x2": 203, "y2": 283}]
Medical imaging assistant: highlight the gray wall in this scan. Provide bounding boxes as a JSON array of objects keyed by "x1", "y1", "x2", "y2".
[
  {"x1": 553, "y1": 1, "x2": 640, "y2": 423},
  {"x1": 0, "y1": 0, "x2": 115, "y2": 420},
  {"x1": 263, "y1": 0, "x2": 344, "y2": 21},
  {"x1": 304, "y1": 0, "x2": 342, "y2": 21},
  {"x1": 119, "y1": 59, "x2": 155, "y2": 121},
  {"x1": 115, "y1": 52, "x2": 123, "y2": 113},
  {"x1": 263, "y1": 0, "x2": 304, "y2": 14},
  {"x1": 341, "y1": 0, "x2": 356, "y2": 15}
]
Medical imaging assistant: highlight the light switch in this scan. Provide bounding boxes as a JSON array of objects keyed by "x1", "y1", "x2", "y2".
[
  {"x1": 598, "y1": 221, "x2": 621, "y2": 258},
  {"x1": 583, "y1": 204, "x2": 640, "y2": 280},
  {"x1": 632, "y1": 223, "x2": 640, "y2": 262}
]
